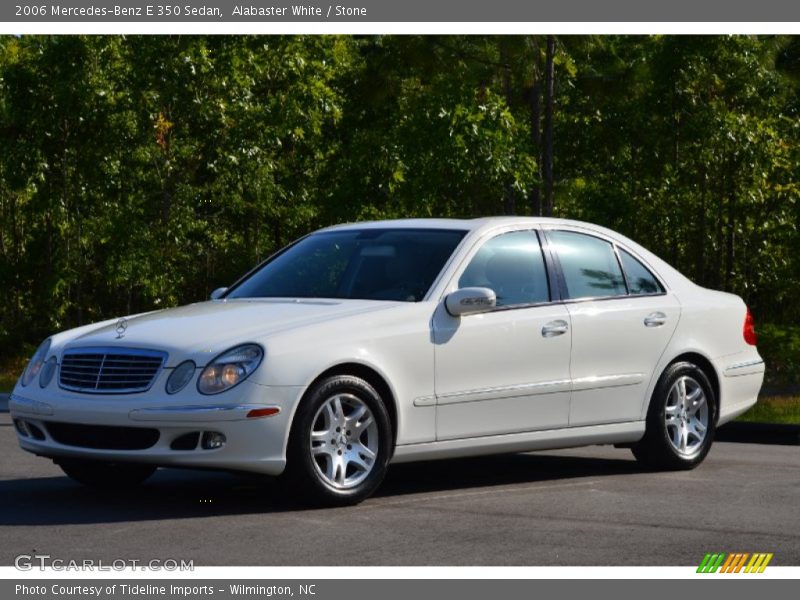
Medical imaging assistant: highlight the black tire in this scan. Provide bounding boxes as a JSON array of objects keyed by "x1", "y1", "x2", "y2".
[
  {"x1": 284, "y1": 375, "x2": 393, "y2": 506},
  {"x1": 57, "y1": 458, "x2": 156, "y2": 488},
  {"x1": 631, "y1": 361, "x2": 717, "y2": 470}
]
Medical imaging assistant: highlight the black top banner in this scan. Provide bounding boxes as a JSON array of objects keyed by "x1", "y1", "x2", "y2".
[{"x1": 5, "y1": 0, "x2": 800, "y2": 22}]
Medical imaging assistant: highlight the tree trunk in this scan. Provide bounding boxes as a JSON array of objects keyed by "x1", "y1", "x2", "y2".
[
  {"x1": 713, "y1": 177, "x2": 724, "y2": 289},
  {"x1": 500, "y1": 41, "x2": 516, "y2": 215},
  {"x1": 695, "y1": 165, "x2": 707, "y2": 286},
  {"x1": 725, "y1": 189, "x2": 736, "y2": 291},
  {"x1": 542, "y1": 35, "x2": 556, "y2": 217},
  {"x1": 529, "y1": 77, "x2": 542, "y2": 216}
]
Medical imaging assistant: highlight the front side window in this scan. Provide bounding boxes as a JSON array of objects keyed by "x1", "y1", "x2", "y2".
[
  {"x1": 619, "y1": 249, "x2": 664, "y2": 295},
  {"x1": 227, "y1": 228, "x2": 467, "y2": 302},
  {"x1": 458, "y1": 230, "x2": 550, "y2": 307},
  {"x1": 549, "y1": 230, "x2": 626, "y2": 300}
]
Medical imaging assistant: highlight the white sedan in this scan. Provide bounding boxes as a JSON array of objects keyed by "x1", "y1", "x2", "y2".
[{"x1": 11, "y1": 218, "x2": 765, "y2": 505}]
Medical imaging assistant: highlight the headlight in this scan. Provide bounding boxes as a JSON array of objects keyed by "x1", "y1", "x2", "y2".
[
  {"x1": 20, "y1": 339, "x2": 51, "y2": 387},
  {"x1": 39, "y1": 356, "x2": 58, "y2": 388},
  {"x1": 166, "y1": 360, "x2": 196, "y2": 394},
  {"x1": 197, "y1": 344, "x2": 263, "y2": 395}
]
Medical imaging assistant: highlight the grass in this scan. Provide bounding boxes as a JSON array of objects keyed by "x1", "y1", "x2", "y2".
[
  {"x1": 736, "y1": 395, "x2": 800, "y2": 425},
  {"x1": 0, "y1": 354, "x2": 798, "y2": 425}
]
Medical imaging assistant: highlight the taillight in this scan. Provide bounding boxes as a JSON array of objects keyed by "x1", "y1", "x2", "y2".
[{"x1": 743, "y1": 308, "x2": 757, "y2": 346}]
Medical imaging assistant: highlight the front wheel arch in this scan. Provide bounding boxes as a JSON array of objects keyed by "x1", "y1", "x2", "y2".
[
  {"x1": 283, "y1": 373, "x2": 393, "y2": 505},
  {"x1": 299, "y1": 362, "x2": 398, "y2": 450}
]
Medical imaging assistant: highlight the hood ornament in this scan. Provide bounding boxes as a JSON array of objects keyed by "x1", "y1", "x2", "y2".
[{"x1": 115, "y1": 317, "x2": 128, "y2": 339}]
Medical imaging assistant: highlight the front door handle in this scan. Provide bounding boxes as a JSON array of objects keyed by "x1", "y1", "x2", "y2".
[
  {"x1": 644, "y1": 312, "x2": 667, "y2": 327},
  {"x1": 542, "y1": 320, "x2": 569, "y2": 338}
]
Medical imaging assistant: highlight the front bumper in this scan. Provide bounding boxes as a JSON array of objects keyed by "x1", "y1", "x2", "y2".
[{"x1": 9, "y1": 381, "x2": 304, "y2": 476}]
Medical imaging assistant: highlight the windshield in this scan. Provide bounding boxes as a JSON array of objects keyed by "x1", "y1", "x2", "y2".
[{"x1": 226, "y1": 228, "x2": 467, "y2": 302}]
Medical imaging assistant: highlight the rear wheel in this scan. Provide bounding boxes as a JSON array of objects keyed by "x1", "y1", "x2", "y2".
[
  {"x1": 285, "y1": 375, "x2": 392, "y2": 506},
  {"x1": 57, "y1": 459, "x2": 156, "y2": 488},
  {"x1": 632, "y1": 361, "x2": 716, "y2": 470}
]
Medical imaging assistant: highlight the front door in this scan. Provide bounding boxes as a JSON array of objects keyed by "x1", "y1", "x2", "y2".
[{"x1": 433, "y1": 229, "x2": 573, "y2": 440}]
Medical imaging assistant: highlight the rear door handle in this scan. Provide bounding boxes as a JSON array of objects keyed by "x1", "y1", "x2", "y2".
[
  {"x1": 542, "y1": 320, "x2": 569, "y2": 338},
  {"x1": 644, "y1": 312, "x2": 667, "y2": 327}
]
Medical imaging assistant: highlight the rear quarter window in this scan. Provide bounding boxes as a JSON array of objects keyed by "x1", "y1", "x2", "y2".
[{"x1": 619, "y1": 249, "x2": 664, "y2": 295}]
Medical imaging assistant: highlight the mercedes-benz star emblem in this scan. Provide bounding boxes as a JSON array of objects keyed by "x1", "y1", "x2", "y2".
[{"x1": 115, "y1": 317, "x2": 128, "y2": 339}]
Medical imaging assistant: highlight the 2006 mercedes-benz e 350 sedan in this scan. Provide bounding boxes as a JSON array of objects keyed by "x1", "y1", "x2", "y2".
[{"x1": 11, "y1": 218, "x2": 764, "y2": 505}]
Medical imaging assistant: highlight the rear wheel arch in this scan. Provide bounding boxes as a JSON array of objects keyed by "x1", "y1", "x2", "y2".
[{"x1": 633, "y1": 357, "x2": 718, "y2": 469}]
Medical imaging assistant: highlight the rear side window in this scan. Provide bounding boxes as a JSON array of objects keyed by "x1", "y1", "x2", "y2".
[
  {"x1": 549, "y1": 230, "x2": 626, "y2": 299},
  {"x1": 619, "y1": 249, "x2": 664, "y2": 295},
  {"x1": 459, "y1": 230, "x2": 550, "y2": 307}
]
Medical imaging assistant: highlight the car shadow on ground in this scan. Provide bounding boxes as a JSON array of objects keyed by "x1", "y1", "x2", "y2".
[{"x1": 0, "y1": 451, "x2": 642, "y2": 526}]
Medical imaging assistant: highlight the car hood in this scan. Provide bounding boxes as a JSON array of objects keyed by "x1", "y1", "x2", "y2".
[{"x1": 63, "y1": 298, "x2": 401, "y2": 366}]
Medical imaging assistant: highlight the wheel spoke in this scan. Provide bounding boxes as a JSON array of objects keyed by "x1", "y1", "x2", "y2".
[
  {"x1": 347, "y1": 403, "x2": 368, "y2": 425},
  {"x1": 678, "y1": 378, "x2": 687, "y2": 405},
  {"x1": 312, "y1": 443, "x2": 331, "y2": 457},
  {"x1": 688, "y1": 394, "x2": 706, "y2": 415},
  {"x1": 334, "y1": 456, "x2": 346, "y2": 485},
  {"x1": 357, "y1": 443, "x2": 376, "y2": 460},
  {"x1": 356, "y1": 414, "x2": 374, "y2": 431},
  {"x1": 686, "y1": 386, "x2": 702, "y2": 404},
  {"x1": 323, "y1": 454, "x2": 335, "y2": 480},
  {"x1": 679, "y1": 425, "x2": 688, "y2": 452},
  {"x1": 348, "y1": 453, "x2": 371, "y2": 473},
  {"x1": 670, "y1": 424, "x2": 681, "y2": 448},
  {"x1": 311, "y1": 429, "x2": 330, "y2": 440},
  {"x1": 691, "y1": 417, "x2": 707, "y2": 435},
  {"x1": 332, "y1": 396, "x2": 345, "y2": 423},
  {"x1": 323, "y1": 402, "x2": 336, "y2": 427}
]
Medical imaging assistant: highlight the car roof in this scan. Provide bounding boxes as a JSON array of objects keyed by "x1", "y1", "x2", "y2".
[{"x1": 319, "y1": 217, "x2": 597, "y2": 234}]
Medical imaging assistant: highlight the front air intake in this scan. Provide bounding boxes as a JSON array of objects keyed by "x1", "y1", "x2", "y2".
[{"x1": 45, "y1": 422, "x2": 160, "y2": 450}]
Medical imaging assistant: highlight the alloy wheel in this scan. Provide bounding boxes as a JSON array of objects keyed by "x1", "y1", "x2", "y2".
[
  {"x1": 664, "y1": 375, "x2": 709, "y2": 458},
  {"x1": 309, "y1": 393, "x2": 379, "y2": 489}
]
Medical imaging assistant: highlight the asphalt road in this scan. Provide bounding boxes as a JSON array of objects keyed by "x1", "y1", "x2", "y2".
[{"x1": 1, "y1": 411, "x2": 798, "y2": 566}]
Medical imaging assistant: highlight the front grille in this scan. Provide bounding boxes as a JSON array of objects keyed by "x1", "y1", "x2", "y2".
[
  {"x1": 59, "y1": 347, "x2": 167, "y2": 394},
  {"x1": 45, "y1": 421, "x2": 160, "y2": 450}
]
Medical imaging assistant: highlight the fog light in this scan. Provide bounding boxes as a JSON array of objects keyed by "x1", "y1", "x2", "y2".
[
  {"x1": 201, "y1": 431, "x2": 226, "y2": 450},
  {"x1": 13, "y1": 419, "x2": 29, "y2": 437},
  {"x1": 27, "y1": 423, "x2": 45, "y2": 440}
]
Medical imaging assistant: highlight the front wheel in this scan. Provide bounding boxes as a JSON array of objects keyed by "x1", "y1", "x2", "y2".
[
  {"x1": 285, "y1": 375, "x2": 392, "y2": 506},
  {"x1": 632, "y1": 362, "x2": 716, "y2": 470},
  {"x1": 57, "y1": 458, "x2": 156, "y2": 488}
]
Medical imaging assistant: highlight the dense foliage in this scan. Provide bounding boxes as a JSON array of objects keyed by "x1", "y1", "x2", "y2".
[{"x1": 1, "y1": 35, "x2": 798, "y2": 381}]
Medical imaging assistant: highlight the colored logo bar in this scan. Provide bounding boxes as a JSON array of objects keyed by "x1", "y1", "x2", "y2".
[{"x1": 697, "y1": 553, "x2": 773, "y2": 573}]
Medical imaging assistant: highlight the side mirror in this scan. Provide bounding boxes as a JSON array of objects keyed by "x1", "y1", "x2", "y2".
[
  {"x1": 209, "y1": 287, "x2": 228, "y2": 300},
  {"x1": 444, "y1": 287, "x2": 496, "y2": 317}
]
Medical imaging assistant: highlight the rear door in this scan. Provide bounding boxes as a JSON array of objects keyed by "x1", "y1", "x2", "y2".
[{"x1": 544, "y1": 228, "x2": 681, "y2": 426}]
